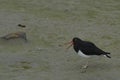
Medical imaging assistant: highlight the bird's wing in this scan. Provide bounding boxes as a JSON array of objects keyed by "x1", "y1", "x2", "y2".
[{"x1": 81, "y1": 41, "x2": 105, "y2": 55}]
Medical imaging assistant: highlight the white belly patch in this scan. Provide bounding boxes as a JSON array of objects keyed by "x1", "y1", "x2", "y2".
[{"x1": 78, "y1": 50, "x2": 90, "y2": 58}]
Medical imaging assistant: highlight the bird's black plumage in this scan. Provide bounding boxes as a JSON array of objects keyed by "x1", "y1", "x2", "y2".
[{"x1": 72, "y1": 37, "x2": 111, "y2": 58}]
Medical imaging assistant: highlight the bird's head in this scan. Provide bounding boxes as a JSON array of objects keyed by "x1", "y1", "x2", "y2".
[{"x1": 64, "y1": 37, "x2": 81, "y2": 49}]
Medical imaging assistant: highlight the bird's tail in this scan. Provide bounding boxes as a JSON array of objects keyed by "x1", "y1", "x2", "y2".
[{"x1": 104, "y1": 52, "x2": 111, "y2": 58}]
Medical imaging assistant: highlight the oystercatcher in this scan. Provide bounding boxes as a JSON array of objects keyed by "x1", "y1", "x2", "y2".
[{"x1": 65, "y1": 37, "x2": 111, "y2": 70}]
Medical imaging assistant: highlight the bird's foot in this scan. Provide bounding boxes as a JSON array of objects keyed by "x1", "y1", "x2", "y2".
[
  {"x1": 82, "y1": 65, "x2": 88, "y2": 69},
  {"x1": 80, "y1": 65, "x2": 88, "y2": 73}
]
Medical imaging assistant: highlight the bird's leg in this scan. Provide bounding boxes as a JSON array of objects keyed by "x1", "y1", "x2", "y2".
[
  {"x1": 82, "y1": 61, "x2": 88, "y2": 69},
  {"x1": 81, "y1": 60, "x2": 88, "y2": 73}
]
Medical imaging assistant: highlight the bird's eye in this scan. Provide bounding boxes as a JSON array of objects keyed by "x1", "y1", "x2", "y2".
[{"x1": 75, "y1": 39, "x2": 77, "y2": 41}]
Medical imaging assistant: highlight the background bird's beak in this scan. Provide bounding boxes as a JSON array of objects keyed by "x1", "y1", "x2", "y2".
[{"x1": 64, "y1": 41, "x2": 73, "y2": 49}]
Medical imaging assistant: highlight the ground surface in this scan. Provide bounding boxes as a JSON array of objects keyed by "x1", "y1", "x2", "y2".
[{"x1": 0, "y1": 0, "x2": 120, "y2": 80}]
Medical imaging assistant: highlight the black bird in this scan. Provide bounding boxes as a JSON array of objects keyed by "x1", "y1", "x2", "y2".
[{"x1": 65, "y1": 37, "x2": 111, "y2": 69}]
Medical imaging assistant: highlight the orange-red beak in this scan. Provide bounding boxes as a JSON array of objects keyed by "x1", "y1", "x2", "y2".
[{"x1": 64, "y1": 41, "x2": 73, "y2": 49}]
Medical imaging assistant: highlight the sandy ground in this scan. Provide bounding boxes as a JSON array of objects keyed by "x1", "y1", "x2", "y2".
[{"x1": 0, "y1": 0, "x2": 120, "y2": 80}]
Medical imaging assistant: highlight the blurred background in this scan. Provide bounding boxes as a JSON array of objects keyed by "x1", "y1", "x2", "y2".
[{"x1": 0, "y1": 0, "x2": 120, "y2": 80}]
